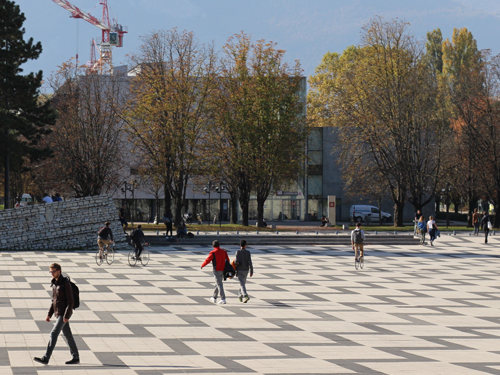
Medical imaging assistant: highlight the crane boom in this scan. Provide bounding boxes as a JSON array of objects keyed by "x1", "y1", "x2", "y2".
[{"x1": 52, "y1": 0, "x2": 108, "y2": 30}]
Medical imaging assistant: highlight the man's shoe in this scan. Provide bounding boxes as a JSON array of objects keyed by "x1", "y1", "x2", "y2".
[
  {"x1": 238, "y1": 296, "x2": 243, "y2": 302},
  {"x1": 210, "y1": 297, "x2": 217, "y2": 303},
  {"x1": 243, "y1": 296, "x2": 250, "y2": 303},
  {"x1": 65, "y1": 358, "x2": 80, "y2": 365},
  {"x1": 34, "y1": 357, "x2": 49, "y2": 365},
  {"x1": 218, "y1": 299, "x2": 226, "y2": 304}
]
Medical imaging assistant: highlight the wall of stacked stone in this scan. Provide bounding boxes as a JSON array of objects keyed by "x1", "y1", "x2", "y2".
[{"x1": 0, "y1": 195, "x2": 127, "y2": 250}]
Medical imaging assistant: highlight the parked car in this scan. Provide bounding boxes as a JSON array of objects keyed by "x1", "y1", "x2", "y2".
[
  {"x1": 19, "y1": 193, "x2": 33, "y2": 207},
  {"x1": 350, "y1": 205, "x2": 392, "y2": 224}
]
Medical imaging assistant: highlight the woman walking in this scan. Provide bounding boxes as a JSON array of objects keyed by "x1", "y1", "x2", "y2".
[
  {"x1": 427, "y1": 215, "x2": 438, "y2": 246},
  {"x1": 472, "y1": 208, "x2": 480, "y2": 236},
  {"x1": 417, "y1": 216, "x2": 427, "y2": 245},
  {"x1": 481, "y1": 211, "x2": 491, "y2": 244}
]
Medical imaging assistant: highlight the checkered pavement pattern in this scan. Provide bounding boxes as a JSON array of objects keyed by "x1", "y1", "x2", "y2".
[{"x1": 1, "y1": 234, "x2": 500, "y2": 374}]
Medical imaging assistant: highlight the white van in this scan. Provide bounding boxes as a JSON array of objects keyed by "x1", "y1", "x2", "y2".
[
  {"x1": 19, "y1": 194, "x2": 33, "y2": 207},
  {"x1": 350, "y1": 205, "x2": 392, "y2": 224}
]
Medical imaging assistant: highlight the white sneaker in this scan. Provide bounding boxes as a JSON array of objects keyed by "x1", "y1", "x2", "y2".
[
  {"x1": 218, "y1": 299, "x2": 226, "y2": 304},
  {"x1": 210, "y1": 297, "x2": 217, "y2": 303}
]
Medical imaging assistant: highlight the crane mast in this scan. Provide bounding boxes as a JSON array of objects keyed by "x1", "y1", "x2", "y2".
[{"x1": 52, "y1": 0, "x2": 128, "y2": 74}]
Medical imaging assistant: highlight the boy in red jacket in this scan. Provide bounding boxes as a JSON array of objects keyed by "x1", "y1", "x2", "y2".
[{"x1": 201, "y1": 240, "x2": 230, "y2": 304}]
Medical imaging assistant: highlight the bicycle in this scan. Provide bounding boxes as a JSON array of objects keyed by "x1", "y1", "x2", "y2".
[
  {"x1": 96, "y1": 242, "x2": 114, "y2": 266},
  {"x1": 353, "y1": 245, "x2": 364, "y2": 270},
  {"x1": 128, "y1": 238, "x2": 150, "y2": 267}
]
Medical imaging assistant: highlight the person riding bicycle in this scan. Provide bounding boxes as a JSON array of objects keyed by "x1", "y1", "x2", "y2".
[
  {"x1": 130, "y1": 225, "x2": 148, "y2": 259},
  {"x1": 351, "y1": 222, "x2": 365, "y2": 261},
  {"x1": 97, "y1": 222, "x2": 114, "y2": 260}
]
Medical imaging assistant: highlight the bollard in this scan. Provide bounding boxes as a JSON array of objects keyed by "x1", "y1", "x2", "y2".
[
  {"x1": 276, "y1": 231, "x2": 279, "y2": 235},
  {"x1": 453, "y1": 231, "x2": 456, "y2": 236},
  {"x1": 316, "y1": 231, "x2": 318, "y2": 235},
  {"x1": 237, "y1": 231, "x2": 239, "y2": 235},
  {"x1": 197, "y1": 231, "x2": 199, "y2": 235},
  {"x1": 468, "y1": 233, "x2": 471, "y2": 236},
  {"x1": 296, "y1": 231, "x2": 299, "y2": 235},
  {"x1": 156, "y1": 230, "x2": 159, "y2": 235},
  {"x1": 217, "y1": 231, "x2": 219, "y2": 235},
  {"x1": 394, "y1": 231, "x2": 397, "y2": 235},
  {"x1": 494, "y1": 231, "x2": 496, "y2": 236},
  {"x1": 257, "y1": 231, "x2": 259, "y2": 235},
  {"x1": 375, "y1": 231, "x2": 378, "y2": 235}
]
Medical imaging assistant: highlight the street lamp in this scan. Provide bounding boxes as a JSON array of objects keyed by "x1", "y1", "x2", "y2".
[
  {"x1": 442, "y1": 182, "x2": 451, "y2": 228},
  {"x1": 214, "y1": 183, "x2": 226, "y2": 228}
]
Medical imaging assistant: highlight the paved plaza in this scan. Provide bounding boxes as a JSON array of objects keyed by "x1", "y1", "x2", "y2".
[{"x1": 1, "y1": 235, "x2": 500, "y2": 374}]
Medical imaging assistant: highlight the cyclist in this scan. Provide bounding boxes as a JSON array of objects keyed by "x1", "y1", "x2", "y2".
[
  {"x1": 97, "y1": 222, "x2": 114, "y2": 260},
  {"x1": 351, "y1": 222, "x2": 365, "y2": 261},
  {"x1": 130, "y1": 225, "x2": 148, "y2": 259}
]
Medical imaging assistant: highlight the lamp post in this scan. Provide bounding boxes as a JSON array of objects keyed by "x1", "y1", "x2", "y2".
[
  {"x1": 121, "y1": 180, "x2": 133, "y2": 224},
  {"x1": 131, "y1": 179, "x2": 138, "y2": 226},
  {"x1": 446, "y1": 182, "x2": 450, "y2": 229},
  {"x1": 214, "y1": 182, "x2": 225, "y2": 228}
]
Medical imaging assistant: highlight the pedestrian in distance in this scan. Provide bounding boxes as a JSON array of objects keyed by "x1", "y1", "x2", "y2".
[
  {"x1": 417, "y1": 216, "x2": 427, "y2": 245},
  {"x1": 42, "y1": 193, "x2": 53, "y2": 204},
  {"x1": 34, "y1": 263, "x2": 79, "y2": 365},
  {"x1": 53, "y1": 193, "x2": 63, "y2": 202},
  {"x1": 235, "y1": 240, "x2": 253, "y2": 303},
  {"x1": 176, "y1": 221, "x2": 187, "y2": 241},
  {"x1": 119, "y1": 204, "x2": 128, "y2": 233},
  {"x1": 472, "y1": 208, "x2": 480, "y2": 236},
  {"x1": 201, "y1": 240, "x2": 230, "y2": 305},
  {"x1": 481, "y1": 211, "x2": 491, "y2": 244},
  {"x1": 351, "y1": 222, "x2": 365, "y2": 261},
  {"x1": 427, "y1": 215, "x2": 438, "y2": 246},
  {"x1": 163, "y1": 212, "x2": 173, "y2": 239}
]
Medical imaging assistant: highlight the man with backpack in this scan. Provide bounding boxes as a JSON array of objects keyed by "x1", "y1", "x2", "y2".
[
  {"x1": 34, "y1": 263, "x2": 79, "y2": 365},
  {"x1": 351, "y1": 222, "x2": 365, "y2": 261},
  {"x1": 131, "y1": 224, "x2": 148, "y2": 259},
  {"x1": 97, "y1": 221, "x2": 114, "y2": 260},
  {"x1": 201, "y1": 240, "x2": 230, "y2": 304}
]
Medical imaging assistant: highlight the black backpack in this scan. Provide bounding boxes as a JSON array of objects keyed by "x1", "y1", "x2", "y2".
[
  {"x1": 66, "y1": 277, "x2": 80, "y2": 309},
  {"x1": 98, "y1": 226, "x2": 106, "y2": 237},
  {"x1": 353, "y1": 229, "x2": 363, "y2": 244}
]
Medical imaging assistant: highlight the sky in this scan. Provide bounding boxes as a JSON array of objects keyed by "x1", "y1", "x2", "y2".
[{"x1": 12, "y1": 0, "x2": 500, "y2": 88}]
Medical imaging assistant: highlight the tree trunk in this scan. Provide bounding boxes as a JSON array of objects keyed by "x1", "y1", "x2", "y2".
[
  {"x1": 494, "y1": 203, "x2": 500, "y2": 229},
  {"x1": 393, "y1": 201, "x2": 405, "y2": 227},
  {"x1": 257, "y1": 194, "x2": 265, "y2": 227},
  {"x1": 230, "y1": 191, "x2": 238, "y2": 224},
  {"x1": 163, "y1": 185, "x2": 171, "y2": 218},
  {"x1": 240, "y1": 199, "x2": 249, "y2": 226},
  {"x1": 435, "y1": 195, "x2": 441, "y2": 214}
]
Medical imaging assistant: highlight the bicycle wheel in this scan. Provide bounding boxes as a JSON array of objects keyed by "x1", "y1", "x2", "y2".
[
  {"x1": 140, "y1": 249, "x2": 150, "y2": 266},
  {"x1": 128, "y1": 249, "x2": 138, "y2": 266},
  {"x1": 96, "y1": 249, "x2": 103, "y2": 266},
  {"x1": 360, "y1": 256, "x2": 364, "y2": 269},
  {"x1": 106, "y1": 246, "x2": 114, "y2": 265}
]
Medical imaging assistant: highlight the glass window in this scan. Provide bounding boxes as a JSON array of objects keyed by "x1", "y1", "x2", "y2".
[
  {"x1": 307, "y1": 175, "x2": 322, "y2": 196},
  {"x1": 307, "y1": 151, "x2": 322, "y2": 165},
  {"x1": 371, "y1": 207, "x2": 379, "y2": 214},
  {"x1": 308, "y1": 128, "x2": 323, "y2": 151}
]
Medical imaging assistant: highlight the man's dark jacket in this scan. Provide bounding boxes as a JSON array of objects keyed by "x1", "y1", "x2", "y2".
[{"x1": 48, "y1": 276, "x2": 74, "y2": 320}]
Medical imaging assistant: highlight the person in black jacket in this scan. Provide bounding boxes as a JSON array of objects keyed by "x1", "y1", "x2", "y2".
[
  {"x1": 131, "y1": 225, "x2": 148, "y2": 259},
  {"x1": 97, "y1": 221, "x2": 114, "y2": 260},
  {"x1": 34, "y1": 263, "x2": 79, "y2": 365},
  {"x1": 481, "y1": 211, "x2": 491, "y2": 244},
  {"x1": 235, "y1": 240, "x2": 254, "y2": 303}
]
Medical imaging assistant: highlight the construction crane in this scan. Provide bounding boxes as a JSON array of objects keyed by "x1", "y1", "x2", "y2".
[{"x1": 52, "y1": 0, "x2": 128, "y2": 74}]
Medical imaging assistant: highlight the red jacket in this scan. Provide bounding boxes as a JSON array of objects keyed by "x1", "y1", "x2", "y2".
[{"x1": 201, "y1": 247, "x2": 230, "y2": 271}]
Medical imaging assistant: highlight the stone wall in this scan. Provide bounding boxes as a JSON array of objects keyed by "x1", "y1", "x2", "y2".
[{"x1": 0, "y1": 195, "x2": 127, "y2": 250}]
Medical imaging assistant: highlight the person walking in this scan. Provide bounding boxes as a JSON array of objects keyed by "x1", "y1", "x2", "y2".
[
  {"x1": 481, "y1": 211, "x2": 491, "y2": 244},
  {"x1": 351, "y1": 222, "x2": 365, "y2": 261},
  {"x1": 34, "y1": 263, "x2": 79, "y2": 365},
  {"x1": 163, "y1": 212, "x2": 173, "y2": 239},
  {"x1": 235, "y1": 240, "x2": 253, "y2": 303},
  {"x1": 201, "y1": 240, "x2": 230, "y2": 304},
  {"x1": 472, "y1": 208, "x2": 480, "y2": 236},
  {"x1": 427, "y1": 215, "x2": 438, "y2": 246},
  {"x1": 119, "y1": 204, "x2": 128, "y2": 233},
  {"x1": 417, "y1": 216, "x2": 427, "y2": 245}
]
